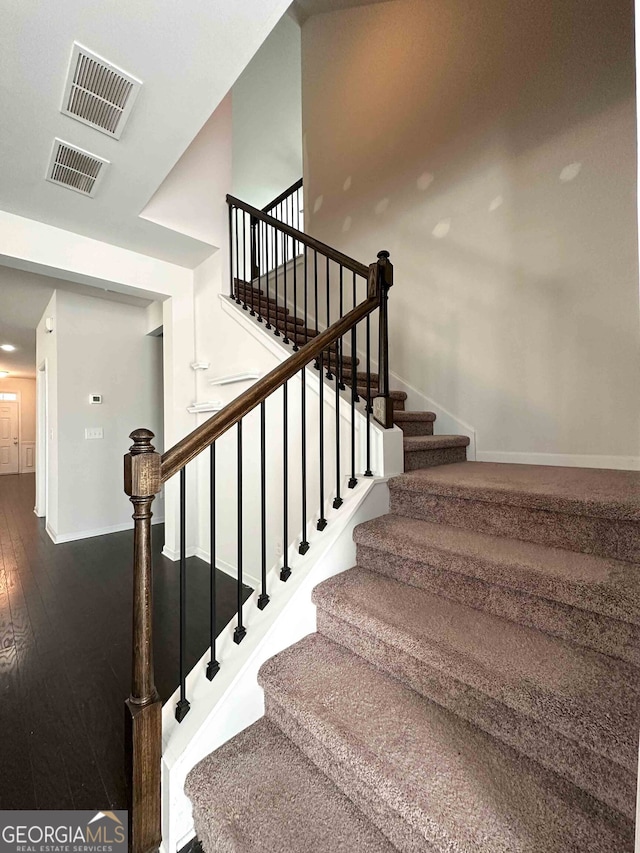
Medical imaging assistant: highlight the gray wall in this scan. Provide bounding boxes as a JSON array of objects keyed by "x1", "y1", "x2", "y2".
[
  {"x1": 37, "y1": 289, "x2": 163, "y2": 540},
  {"x1": 302, "y1": 0, "x2": 639, "y2": 464}
]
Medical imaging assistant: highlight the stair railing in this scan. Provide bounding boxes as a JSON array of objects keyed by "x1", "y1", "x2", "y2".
[
  {"x1": 251, "y1": 179, "x2": 303, "y2": 279},
  {"x1": 124, "y1": 197, "x2": 394, "y2": 853}
]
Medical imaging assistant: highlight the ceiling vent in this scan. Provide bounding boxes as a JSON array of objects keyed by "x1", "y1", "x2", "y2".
[
  {"x1": 46, "y1": 139, "x2": 109, "y2": 197},
  {"x1": 61, "y1": 43, "x2": 142, "y2": 139}
]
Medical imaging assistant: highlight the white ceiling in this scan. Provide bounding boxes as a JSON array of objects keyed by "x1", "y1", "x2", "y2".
[
  {"x1": 0, "y1": 267, "x2": 151, "y2": 378},
  {"x1": 0, "y1": 0, "x2": 290, "y2": 269}
]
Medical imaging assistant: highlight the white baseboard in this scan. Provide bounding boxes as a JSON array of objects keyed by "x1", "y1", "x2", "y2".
[
  {"x1": 161, "y1": 544, "x2": 261, "y2": 589},
  {"x1": 195, "y1": 548, "x2": 261, "y2": 589},
  {"x1": 47, "y1": 517, "x2": 165, "y2": 544},
  {"x1": 475, "y1": 450, "x2": 640, "y2": 470}
]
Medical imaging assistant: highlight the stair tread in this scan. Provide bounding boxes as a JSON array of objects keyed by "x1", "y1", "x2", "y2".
[
  {"x1": 259, "y1": 634, "x2": 631, "y2": 853},
  {"x1": 391, "y1": 461, "x2": 640, "y2": 521},
  {"x1": 394, "y1": 410, "x2": 436, "y2": 422},
  {"x1": 312, "y1": 567, "x2": 640, "y2": 771},
  {"x1": 357, "y1": 386, "x2": 407, "y2": 400},
  {"x1": 186, "y1": 717, "x2": 395, "y2": 853},
  {"x1": 403, "y1": 434, "x2": 470, "y2": 451},
  {"x1": 353, "y1": 515, "x2": 640, "y2": 624}
]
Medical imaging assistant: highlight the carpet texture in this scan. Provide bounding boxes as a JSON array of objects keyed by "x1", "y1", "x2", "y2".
[{"x1": 186, "y1": 285, "x2": 639, "y2": 851}]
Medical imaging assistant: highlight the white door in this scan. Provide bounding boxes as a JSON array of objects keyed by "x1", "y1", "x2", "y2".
[{"x1": 0, "y1": 401, "x2": 19, "y2": 475}]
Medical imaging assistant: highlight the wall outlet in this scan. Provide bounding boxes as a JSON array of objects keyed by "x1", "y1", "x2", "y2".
[
  {"x1": 275, "y1": 539, "x2": 283, "y2": 557},
  {"x1": 85, "y1": 427, "x2": 103, "y2": 440}
]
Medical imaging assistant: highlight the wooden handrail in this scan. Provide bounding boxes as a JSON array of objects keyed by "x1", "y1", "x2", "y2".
[
  {"x1": 262, "y1": 178, "x2": 303, "y2": 213},
  {"x1": 161, "y1": 293, "x2": 378, "y2": 483},
  {"x1": 227, "y1": 194, "x2": 369, "y2": 279}
]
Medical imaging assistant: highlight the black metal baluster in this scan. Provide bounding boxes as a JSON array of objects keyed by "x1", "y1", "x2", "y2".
[
  {"x1": 338, "y1": 265, "x2": 345, "y2": 390},
  {"x1": 249, "y1": 215, "x2": 256, "y2": 316},
  {"x1": 242, "y1": 213, "x2": 248, "y2": 311},
  {"x1": 281, "y1": 382, "x2": 292, "y2": 580},
  {"x1": 304, "y1": 247, "x2": 309, "y2": 345},
  {"x1": 293, "y1": 232, "x2": 299, "y2": 352},
  {"x1": 352, "y1": 272, "x2": 360, "y2": 402},
  {"x1": 234, "y1": 421, "x2": 246, "y2": 644},
  {"x1": 235, "y1": 208, "x2": 242, "y2": 305},
  {"x1": 283, "y1": 230, "x2": 290, "y2": 344},
  {"x1": 206, "y1": 445, "x2": 220, "y2": 680},
  {"x1": 365, "y1": 314, "x2": 373, "y2": 477},
  {"x1": 257, "y1": 221, "x2": 264, "y2": 323},
  {"x1": 274, "y1": 222, "x2": 280, "y2": 337},
  {"x1": 265, "y1": 224, "x2": 272, "y2": 330},
  {"x1": 349, "y1": 322, "x2": 358, "y2": 489},
  {"x1": 228, "y1": 203, "x2": 234, "y2": 298},
  {"x1": 313, "y1": 250, "x2": 319, "y2": 369},
  {"x1": 175, "y1": 467, "x2": 190, "y2": 721},
  {"x1": 317, "y1": 351, "x2": 327, "y2": 530},
  {"x1": 299, "y1": 367, "x2": 309, "y2": 554},
  {"x1": 333, "y1": 337, "x2": 342, "y2": 509},
  {"x1": 326, "y1": 258, "x2": 333, "y2": 379},
  {"x1": 258, "y1": 402, "x2": 269, "y2": 609}
]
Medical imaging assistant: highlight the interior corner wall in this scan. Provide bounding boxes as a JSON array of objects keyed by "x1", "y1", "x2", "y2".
[
  {"x1": 301, "y1": 0, "x2": 640, "y2": 464},
  {"x1": 38, "y1": 289, "x2": 164, "y2": 542},
  {"x1": 232, "y1": 12, "x2": 303, "y2": 207}
]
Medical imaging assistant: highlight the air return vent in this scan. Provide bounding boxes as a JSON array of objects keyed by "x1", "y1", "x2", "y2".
[
  {"x1": 61, "y1": 43, "x2": 142, "y2": 139},
  {"x1": 46, "y1": 139, "x2": 109, "y2": 197}
]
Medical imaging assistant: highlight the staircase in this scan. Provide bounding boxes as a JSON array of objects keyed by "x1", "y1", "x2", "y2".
[
  {"x1": 124, "y1": 183, "x2": 639, "y2": 853},
  {"x1": 186, "y1": 460, "x2": 640, "y2": 852},
  {"x1": 233, "y1": 279, "x2": 471, "y2": 472}
]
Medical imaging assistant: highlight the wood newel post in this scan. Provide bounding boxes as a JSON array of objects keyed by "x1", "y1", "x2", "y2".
[
  {"x1": 372, "y1": 250, "x2": 394, "y2": 428},
  {"x1": 124, "y1": 428, "x2": 162, "y2": 853}
]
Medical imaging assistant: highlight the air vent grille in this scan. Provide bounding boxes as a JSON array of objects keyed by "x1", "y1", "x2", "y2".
[
  {"x1": 61, "y1": 44, "x2": 142, "y2": 139},
  {"x1": 46, "y1": 139, "x2": 109, "y2": 197}
]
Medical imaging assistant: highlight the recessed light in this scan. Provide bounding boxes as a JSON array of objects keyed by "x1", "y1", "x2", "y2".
[
  {"x1": 0, "y1": 344, "x2": 15, "y2": 352},
  {"x1": 0, "y1": 372, "x2": 9, "y2": 379}
]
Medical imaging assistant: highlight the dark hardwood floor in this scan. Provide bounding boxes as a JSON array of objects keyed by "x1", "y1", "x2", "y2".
[{"x1": 0, "y1": 473, "x2": 252, "y2": 811}]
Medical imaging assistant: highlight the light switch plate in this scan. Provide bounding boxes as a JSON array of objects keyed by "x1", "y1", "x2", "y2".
[{"x1": 85, "y1": 427, "x2": 103, "y2": 440}]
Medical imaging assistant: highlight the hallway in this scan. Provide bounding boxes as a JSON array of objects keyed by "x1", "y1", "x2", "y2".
[{"x1": 0, "y1": 473, "x2": 250, "y2": 810}]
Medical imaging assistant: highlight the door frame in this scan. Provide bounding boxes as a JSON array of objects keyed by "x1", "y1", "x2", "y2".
[{"x1": 35, "y1": 361, "x2": 48, "y2": 518}]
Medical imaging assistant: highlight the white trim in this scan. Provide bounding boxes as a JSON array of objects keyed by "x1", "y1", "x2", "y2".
[
  {"x1": 160, "y1": 477, "x2": 388, "y2": 853},
  {"x1": 46, "y1": 516, "x2": 165, "y2": 544},
  {"x1": 195, "y1": 549, "x2": 261, "y2": 589},
  {"x1": 19, "y1": 440, "x2": 35, "y2": 474},
  {"x1": 475, "y1": 450, "x2": 640, "y2": 470}
]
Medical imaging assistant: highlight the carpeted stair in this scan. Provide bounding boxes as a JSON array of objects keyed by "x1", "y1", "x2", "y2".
[
  {"x1": 186, "y1": 460, "x2": 639, "y2": 852},
  {"x1": 232, "y1": 280, "x2": 471, "y2": 471}
]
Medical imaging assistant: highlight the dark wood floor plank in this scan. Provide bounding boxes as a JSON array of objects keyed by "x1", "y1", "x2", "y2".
[{"x1": 0, "y1": 473, "x2": 252, "y2": 810}]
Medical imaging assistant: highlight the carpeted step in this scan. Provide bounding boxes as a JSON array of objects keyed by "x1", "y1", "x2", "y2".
[
  {"x1": 353, "y1": 514, "x2": 640, "y2": 665},
  {"x1": 185, "y1": 716, "x2": 396, "y2": 853},
  {"x1": 389, "y1": 461, "x2": 640, "y2": 561},
  {"x1": 393, "y1": 410, "x2": 436, "y2": 436},
  {"x1": 312, "y1": 567, "x2": 640, "y2": 820},
  {"x1": 233, "y1": 279, "x2": 263, "y2": 298},
  {"x1": 403, "y1": 434, "x2": 469, "y2": 470},
  {"x1": 340, "y1": 369, "x2": 380, "y2": 388},
  {"x1": 258, "y1": 633, "x2": 632, "y2": 853},
  {"x1": 356, "y1": 387, "x2": 406, "y2": 410}
]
